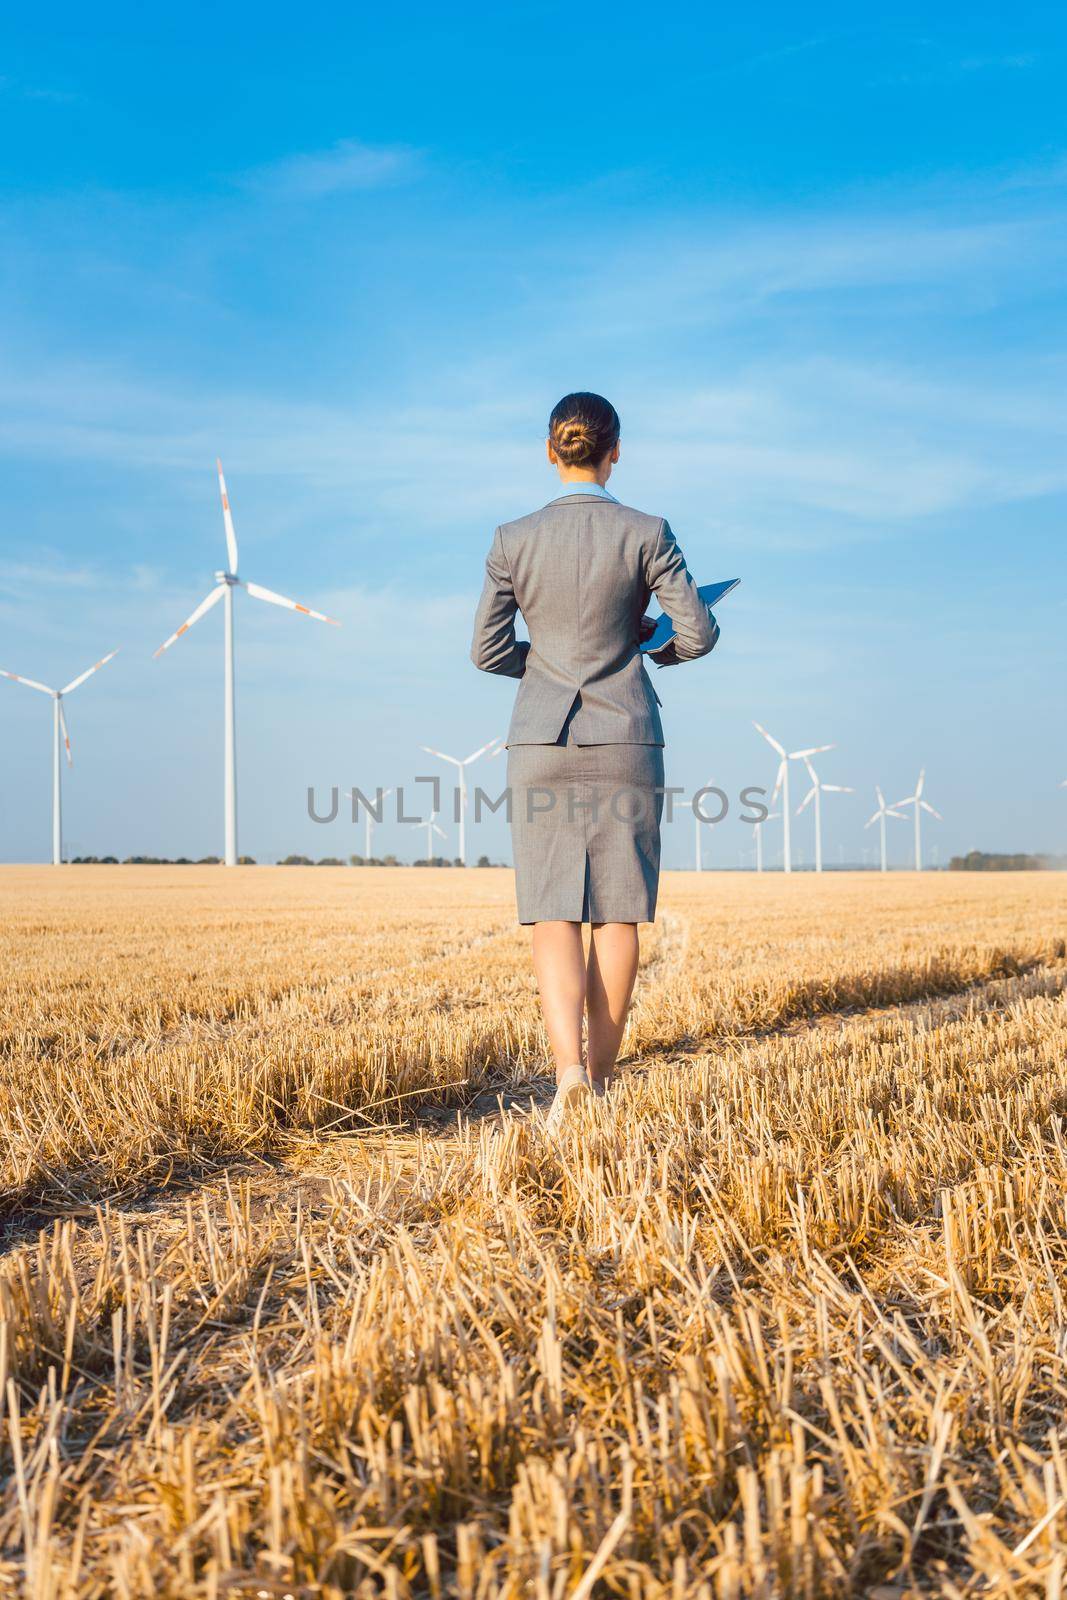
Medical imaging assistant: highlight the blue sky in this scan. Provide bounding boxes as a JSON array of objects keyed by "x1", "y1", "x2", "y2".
[{"x1": 1, "y1": 2, "x2": 1065, "y2": 866}]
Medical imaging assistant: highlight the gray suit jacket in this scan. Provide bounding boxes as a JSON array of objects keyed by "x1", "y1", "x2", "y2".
[{"x1": 471, "y1": 493, "x2": 718, "y2": 746}]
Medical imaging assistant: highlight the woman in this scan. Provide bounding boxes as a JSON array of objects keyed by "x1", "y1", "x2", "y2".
[{"x1": 471, "y1": 392, "x2": 718, "y2": 1126}]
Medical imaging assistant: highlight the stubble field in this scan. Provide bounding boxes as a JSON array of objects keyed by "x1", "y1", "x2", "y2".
[{"x1": 0, "y1": 865, "x2": 1065, "y2": 1598}]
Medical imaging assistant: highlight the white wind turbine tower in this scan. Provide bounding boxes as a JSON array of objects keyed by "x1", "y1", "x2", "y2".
[
  {"x1": 410, "y1": 813, "x2": 446, "y2": 863},
  {"x1": 154, "y1": 461, "x2": 339, "y2": 866},
  {"x1": 365, "y1": 787, "x2": 393, "y2": 861},
  {"x1": 2, "y1": 651, "x2": 118, "y2": 865},
  {"x1": 419, "y1": 737, "x2": 504, "y2": 864},
  {"x1": 796, "y1": 754, "x2": 853, "y2": 874},
  {"x1": 343, "y1": 786, "x2": 395, "y2": 860},
  {"x1": 753, "y1": 723, "x2": 834, "y2": 873},
  {"x1": 893, "y1": 769, "x2": 942, "y2": 871},
  {"x1": 355, "y1": 787, "x2": 393, "y2": 862},
  {"x1": 754, "y1": 810, "x2": 779, "y2": 873},
  {"x1": 865, "y1": 786, "x2": 906, "y2": 873},
  {"x1": 694, "y1": 777, "x2": 716, "y2": 871}
]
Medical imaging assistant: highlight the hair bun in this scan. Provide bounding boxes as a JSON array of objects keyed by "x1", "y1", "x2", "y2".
[
  {"x1": 548, "y1": 392, "x2": 620, "y2": 468},
  {"x1": 555, "y1": 420, "x2": 595, "y2": 462}
]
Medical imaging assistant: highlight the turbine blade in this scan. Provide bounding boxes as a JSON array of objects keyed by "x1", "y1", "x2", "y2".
[
  {"x1": 920, "y1": 800, "x2": 942, "y2": 820},
  {"x1": 752, "y1": 721, "x2": 785, "y2": 756},
  {"x1": 823, "y1": 784, "x2": 854, "y2": 793},
  {"x1": 463, "y1": 737, "x2": 503, "y2": 765},
  {"x1": 58, "y1": 700, "x2": 72, "y2": 766},
  {"x1": 154, "y1": 584, "x2": 227, "y2": 658},
  {"x1": 243, "y1": 579, "x2": 340, "y2": 626},
  {"x1": 1, "y1": 670, "x2": 55, "y2": 695},
  {"x1": 420, "y1": 746, "x2": 460, "y2": 766},
  {"x1": 770, "y1": 759, "x2": 786, "y2": 804},
  {"x1": 217, "y1": 459, "x2": 239, "y2": 574},
  {"x1": 886, "y1": 808, "x2": 907, "y2": 820},
  {"x1": 875, "y1": 785, "x2": 885, "y2": 806},
  {"x1": 864, "y1": 812, "x2": 880, "y2": 828},
  {"x1": 796, "y1": 787, "x2": 815, "y2": 813},
  {"x1": 60, "y1": 648, "x2": 119, "y2": 696},
  {"x1": 790, "y1": 743, "x2": 835, "y2": 759}
]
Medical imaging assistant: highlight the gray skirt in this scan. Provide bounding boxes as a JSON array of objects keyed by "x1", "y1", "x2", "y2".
[{"x1": 507, "y1": 721, "x2": 665, "y2": 925}]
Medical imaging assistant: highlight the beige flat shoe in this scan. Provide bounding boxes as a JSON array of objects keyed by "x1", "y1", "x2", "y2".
[{"x1": 545, "y1": 1064, "x2": 591, "y2": 1132}]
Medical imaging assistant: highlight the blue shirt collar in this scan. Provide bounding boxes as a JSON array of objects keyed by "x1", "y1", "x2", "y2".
[{"x1": 549, "y1": 481, "x2": 618, "y2": 503}]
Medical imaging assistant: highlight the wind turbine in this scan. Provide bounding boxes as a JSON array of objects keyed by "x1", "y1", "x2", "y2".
[
  {"x1": 154, "y1": 461, "x2": 339, "y2": 866},
  {"x1": 351, "y1": 786, "x2": 393, "y2": 862},
  {"x1": 754, "y1": 810, "x2": 780, "y2": 873},
  {"x1": 2, "y1": 651, "x2": 118, "y2": 865},
  {"x1": 753, "y1": 724, "x2": 834, "y2": 873},
  {"x1": 419, "y1": 737, "x2": 504, "y2": 864},
  {"x1": 796, "y1": 755, "x2": 853, "y2": 874},
  {"x1": 410, "y1": 813, "x2": 446, "y2": 863},
  {"x1": 694, "y1": 777, "x2": 716, "y2": 872},
  {"x1": 892, "y1": 769, "x2": 942, "y2": 871},
  {"x1": 865, "y1": 786, "x2": 906, "y2": 873}
]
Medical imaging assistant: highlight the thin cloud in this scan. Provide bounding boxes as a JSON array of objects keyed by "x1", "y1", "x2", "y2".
[
  {"x1": 243, "y1": 139, "x2": 422, "y2": 199},
  {"x1": 0, "y1": 557, "x2": 105, "y2": 595},
  {"x1": 0, "y1": 75, "x2": 80, "y2": 104},
  {"x1": 958, "y1": 52, "x2": 1037, "y2": 72}
]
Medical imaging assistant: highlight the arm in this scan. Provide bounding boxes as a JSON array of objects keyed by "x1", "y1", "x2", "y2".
[
  {"x1": 644, "y1": 519, "x2": 719, "y2": 667},
  {"x1": 470, "y1": 527, "x2": 530, "y2": 678}
]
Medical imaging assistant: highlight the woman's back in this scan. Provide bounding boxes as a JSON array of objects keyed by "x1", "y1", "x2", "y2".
[{"x1": 472, "y1": 489, "x2": 716, "y2": 746}]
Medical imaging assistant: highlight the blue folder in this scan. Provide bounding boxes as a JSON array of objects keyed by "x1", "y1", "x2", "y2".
[{"x1": 639, "y1": 579, "x2": 740, "y2": 653}]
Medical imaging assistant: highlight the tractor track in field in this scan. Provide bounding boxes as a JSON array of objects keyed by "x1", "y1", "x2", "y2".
[{"x1": 1, "y1": 952, "x2": 1063, "y2": 1258}]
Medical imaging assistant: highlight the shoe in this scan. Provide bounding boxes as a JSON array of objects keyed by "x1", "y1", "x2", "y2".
[{"x1": 545, "y1": 1064, "x2": 591, "y2": 1133}]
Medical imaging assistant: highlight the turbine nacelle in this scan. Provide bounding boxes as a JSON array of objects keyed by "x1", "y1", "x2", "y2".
[{"x1": 865, "y1": 784, "x2": 908, "y2": 828}]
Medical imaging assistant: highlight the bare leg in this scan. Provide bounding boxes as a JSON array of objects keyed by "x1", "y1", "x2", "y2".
[
  {"x1": 531, "y1": 921, "x2": 586, "y2": 1083},
  {"x1": 586, "y1": 922, "x2": 640, "y2": 1091}
]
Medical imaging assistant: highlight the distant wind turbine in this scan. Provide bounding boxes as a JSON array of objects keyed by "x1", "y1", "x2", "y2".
[
  {"x1": 892, "y1": 769, "x2": 942, "y2": 871},
  {"x1": 365, "y1": 787, "x2": 393, "y2": 861},
  {"x1": 2, "y1": 651, "x2": 118, "y2": 865},
  {"x1": 865, "y1": 786, "x2": 906, "y2": 873},
  {"x1": 694, "y1": 777, "x2": 716, "y2": 872},
  {"x1": 342, "y1": 786, "x2": 394, "y2": 861},
  {"x1": 410, "y1": 813, "x2": 446, "y2": 863},
  {"x1": 419, "y1": 737, "x2": 504, "y2": 864},
  {"x1": 753, "y1": 723, "x2": 834, "y2": 872},
  {"x1": 796, "y1": 754, "x2": 853, "y2": 874},
  {"x1": 154, "y1": 461, "x2": 339, "y2": 866}
]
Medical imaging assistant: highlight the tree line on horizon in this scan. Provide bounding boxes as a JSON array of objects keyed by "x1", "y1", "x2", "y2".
[{"x1": 67, "y1": 853, "x2": 503, "y2": 867}]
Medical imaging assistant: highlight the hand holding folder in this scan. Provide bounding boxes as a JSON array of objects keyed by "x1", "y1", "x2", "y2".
[{"x1": 640, "y1": 579, "x2": 740, "y2": 655}]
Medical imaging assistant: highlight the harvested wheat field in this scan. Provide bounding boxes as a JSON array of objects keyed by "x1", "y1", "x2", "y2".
[{"x1": 1, "y1": 865, "x2": 1066, "y2": 1599}]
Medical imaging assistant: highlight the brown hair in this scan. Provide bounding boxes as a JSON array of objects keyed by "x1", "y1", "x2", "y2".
[{"x1": 548, "y1": 392, "x2": 620, "y2": 468}]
